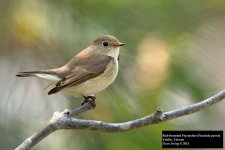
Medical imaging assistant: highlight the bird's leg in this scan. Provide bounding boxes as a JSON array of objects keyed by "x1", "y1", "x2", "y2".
[{"x1": 82, "y1": 96, "x2": 96, "y2": 108}]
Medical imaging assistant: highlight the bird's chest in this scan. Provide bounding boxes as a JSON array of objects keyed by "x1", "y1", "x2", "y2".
[
  {"x1": 97, "y1": 58, "x2": 118, "y2": 85},
  {"x1": 83, "y1": 59, "x2": 118, "y2": 92}
]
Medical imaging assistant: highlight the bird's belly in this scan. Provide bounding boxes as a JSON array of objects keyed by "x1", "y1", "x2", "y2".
[{"x1": 64, "y1": 60, "x2": 118, "y2": 96}]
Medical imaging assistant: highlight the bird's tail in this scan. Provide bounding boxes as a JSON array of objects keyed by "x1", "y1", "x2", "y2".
[
  {"x1": 16, "y1": 70, "x2": 56, "y2": 77},
  {"x1": 16, "y1": 70, "x2": 61, "y2": 82},
  {"x1": 16, "y1": 71, "x2": 42, "y2": 77}
]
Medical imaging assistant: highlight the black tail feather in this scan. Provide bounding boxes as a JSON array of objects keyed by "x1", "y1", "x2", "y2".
[
  {"x1": 48, "y1": 87, "x2": 61, "y2": 95},
  {"x1": 16, "y1": 71, "x2": 53, "y2": 77},
  {"x1": 16, "y1": 71, "x2": 38, "y2": 77}
]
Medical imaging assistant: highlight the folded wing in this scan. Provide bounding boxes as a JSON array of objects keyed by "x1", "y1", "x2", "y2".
[{"x1": 48, "y1": 51, "x2": 113, "y2": 95}]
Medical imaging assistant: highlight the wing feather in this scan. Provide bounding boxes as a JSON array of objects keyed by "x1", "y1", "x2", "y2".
[{"x1": 48, "y1": 51, "x2": 112, "y2": 95}]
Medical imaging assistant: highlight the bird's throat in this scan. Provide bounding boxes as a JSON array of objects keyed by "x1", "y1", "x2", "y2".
[{"x1": 107, "y1": 48, "x2": 120, "y2": 60}]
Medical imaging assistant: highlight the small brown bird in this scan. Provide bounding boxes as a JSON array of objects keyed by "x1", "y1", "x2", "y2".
[{"x1": 16, "y1": 35, "x2": 125, "y2": 107}]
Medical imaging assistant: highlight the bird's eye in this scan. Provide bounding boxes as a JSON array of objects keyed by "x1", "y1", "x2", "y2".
[{"x1": 102, "y1": 41, "x2": 109, "y2": 47}]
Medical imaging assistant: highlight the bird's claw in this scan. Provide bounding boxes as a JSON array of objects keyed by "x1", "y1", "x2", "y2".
[{"x1": 82, "y1": 96, "x2": 96, "y2": 108}]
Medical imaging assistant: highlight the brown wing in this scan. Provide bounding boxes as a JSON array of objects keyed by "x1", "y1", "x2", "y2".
[{"x1": 48, "y1": 50, "x2": 113, "y2": 95}]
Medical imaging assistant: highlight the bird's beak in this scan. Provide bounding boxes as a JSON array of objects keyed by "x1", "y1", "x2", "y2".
[{"x1": 117, "y1": 42, "x2": 125, "y2": 47}]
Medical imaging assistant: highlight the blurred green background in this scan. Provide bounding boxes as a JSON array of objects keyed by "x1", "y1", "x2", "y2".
[{"x1": 1, "y1": 0, "x2": 225, "y2": 149}]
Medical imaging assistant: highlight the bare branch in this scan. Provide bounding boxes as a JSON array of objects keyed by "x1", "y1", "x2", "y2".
[
  {"x1": 15, "y1": 102, "x2": 94, "y2": 150},
  {"x1": 15, "y1": 90, "x2": 225, "y2": 150}
]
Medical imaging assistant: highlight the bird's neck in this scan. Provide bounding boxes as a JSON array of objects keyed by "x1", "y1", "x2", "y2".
[{"x1": 107, "y1": 47, "x2": 120, "y2": 60}]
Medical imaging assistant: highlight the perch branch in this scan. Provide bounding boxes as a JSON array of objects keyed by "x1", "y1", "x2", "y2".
[{"x1": 15, "y1": 90, "x2": 225, "y2": 150}]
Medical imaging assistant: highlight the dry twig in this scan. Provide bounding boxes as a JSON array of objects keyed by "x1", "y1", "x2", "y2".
[{"x1": 15, "y1": 90, "x2": 225, "y2": 150}]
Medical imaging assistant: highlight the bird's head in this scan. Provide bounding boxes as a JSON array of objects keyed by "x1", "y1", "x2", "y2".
[{"x1": 91, "y1": 35, "x2": 125, "y2": 57}]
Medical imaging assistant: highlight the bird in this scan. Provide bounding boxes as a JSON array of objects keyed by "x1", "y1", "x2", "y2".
[{"x1": 16, "y1": 35, "x2": 125, "y2": 108}]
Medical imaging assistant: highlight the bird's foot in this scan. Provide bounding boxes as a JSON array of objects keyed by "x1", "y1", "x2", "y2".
[{"x1": 82, "y1": 96, "x2": 96, "y2": 108}]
